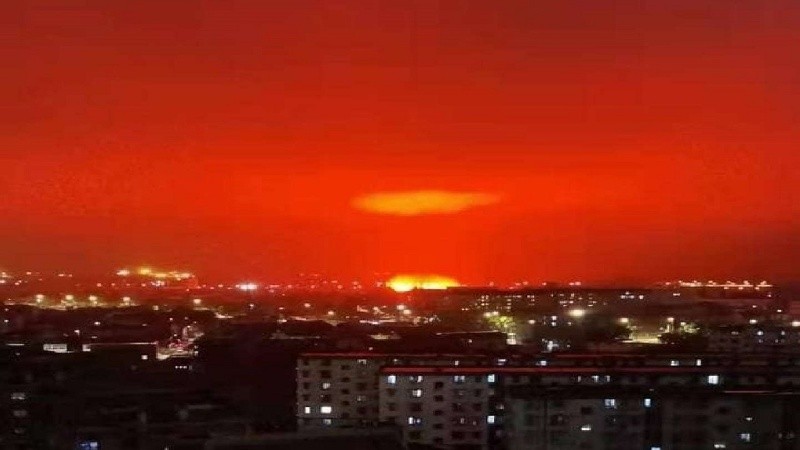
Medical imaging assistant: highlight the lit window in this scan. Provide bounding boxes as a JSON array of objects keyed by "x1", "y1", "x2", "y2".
[
  {"x1": 141, "y1": 354, "x2": 148, "y2": 361},
  {"x1": 707, "y1": 375, "x2": 720, "y2": 385},
  {"x1": 669, "y1": 360, "x2": 679, "y2": 367},
  {"x1": 714, "y1": 444, "x2": 726, "y2": 449},
  {"x1": 487, "y1": 374, "x2": 496, "y2": 383},
  {"x1": 10, "y1": 392, "x2": 26, "y2": 401},
  {"x1": 321, "y1": 382, "x2": 331, "y2": 390},
  {"x1": 356, "y1": 395, "x2": 367, "y2": 402},
  {"x1": 696, "y1": 359, "x2": 702, "y2": 367},
  {"x1": 320, "y1": 406, "x2": 333, "y2": 414},
  {"x1": 322, "y1": 418, "x2": 332, "y2": 425},
  {"x1": 580, "y1": 424, "x2": 592, "y2": 431},
  {"x1": 409, "y1": 375, "x2": 423, "y2": 383},
  {"x1": 739, "y1": 433, "x2": 751, "y2": 442},
  {"x1": 408, "y1": 416, "x2": 422, "y2": 425},
  {"x1": 650, "y1": 447, "x2": 662, "y2": 450},
  {"x1": 387, "y1": 375, "x2": 397, "y2": 385},
  {"x1": 604, "y1": 399, "x2": 617, "y2": 409},
  {"x1": 303, "y1": 406, "x2": 311, "y2": 414},
  {"x1": 487, "y1": 415, "x2": 496, "y2": 424},
  {"x1": 454, "y1": 375, "x2": 466, "y2": 383},
  {"x1": 411, "y1": 389, "x2": 423, "y2": 398},
  {"x1": 644, "y1": 398, "x2": 652, "y2": 408},
  {"x1": 357, "y1": 359, "x2": 367, "y2": 365}
]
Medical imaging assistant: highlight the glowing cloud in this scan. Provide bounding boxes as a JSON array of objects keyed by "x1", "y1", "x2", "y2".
[
  {"x1": 353, "y1": 190, "x2": 499, "y2": 216},
  {"x1": 387, "y1": 274, "x2": 460, "y2": 292}
]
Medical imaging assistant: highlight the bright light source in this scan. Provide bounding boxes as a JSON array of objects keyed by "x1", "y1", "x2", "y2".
[
  {"x1": 387, "y1": 274, "x2": 459, "y2": 292},
  {"x1": 237, "y1": 283, "x2": 258, "y2": 292},
  {"x1": 619, "y1": 317, "x2": 630, "y2": 325},
  {"x1": 568, "y1": 309, "x2": 586, "y2": 319},
  {"x1": 192, "y1": 298, "x2": 202, "y2": 306},
  {"x1": 116, "y1": 269, "x2": 131, "y2": 276},
  {"x1": 137, "y1": 267, "x2": 152, "y2": 275}
]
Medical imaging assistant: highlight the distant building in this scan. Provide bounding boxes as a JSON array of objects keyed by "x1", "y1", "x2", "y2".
[{"x1": 707, "y1": 324, "x2": 800, "y2": 353}]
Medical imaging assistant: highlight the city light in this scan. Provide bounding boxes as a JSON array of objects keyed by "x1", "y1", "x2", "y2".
[
  {"x1": 236, "y1": 283, "x2": 258, "y2": 292},
  {"x1": 568, "y1": 309, "x2": 586, "y2": 319}
]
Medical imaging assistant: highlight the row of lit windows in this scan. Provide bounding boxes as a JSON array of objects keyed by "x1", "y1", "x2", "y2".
[
  {"x1": 301, "y1": 359, "x2": 370, "y2": 366},
  {"x1": 386, "y1": 374, "x2": 496, "y2": 385}
]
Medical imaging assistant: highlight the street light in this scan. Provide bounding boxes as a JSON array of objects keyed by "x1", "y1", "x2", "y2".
[{"x1": 568, "y1": 309, "x2": 586, "y2": 319}]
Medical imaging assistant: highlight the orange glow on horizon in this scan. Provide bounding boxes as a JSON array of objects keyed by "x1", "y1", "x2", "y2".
[{"x1": 387, "y1": 274, "x2": 460, "y2": 292}]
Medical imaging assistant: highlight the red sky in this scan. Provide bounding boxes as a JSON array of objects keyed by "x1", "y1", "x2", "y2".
[{"x1": 2, "y1": 1, "x2": 799, "y2": 283}]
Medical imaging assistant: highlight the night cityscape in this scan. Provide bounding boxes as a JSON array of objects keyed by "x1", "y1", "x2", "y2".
[{"x1": 4, "y1": 1, "x2": 800, "y2": 450}]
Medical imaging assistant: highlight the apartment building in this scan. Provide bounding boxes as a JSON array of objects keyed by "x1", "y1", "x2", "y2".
[
  {"x1": 378, "y1": 367, "x2": 498, "y2": 449},
  {"x1": 707, "y1": 325, "x2": 800, "y2": 353},
  {"x1": 298, "y1": 352, "x2": 800, "y2": 449},
  {"x1": 506, "y1": 385, "x2": 799, "y2": 450},
  {"x1": 296, "y1": 353, "x2": 493, "y2": 429}
]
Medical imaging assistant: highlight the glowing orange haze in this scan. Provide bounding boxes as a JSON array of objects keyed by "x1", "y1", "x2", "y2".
[
  {"x1": 352, "y1": 191, "x2": 499, "y2": 216},
  {"x1": 1, "y1": 1, "x2": 800, "y2": 283}
]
